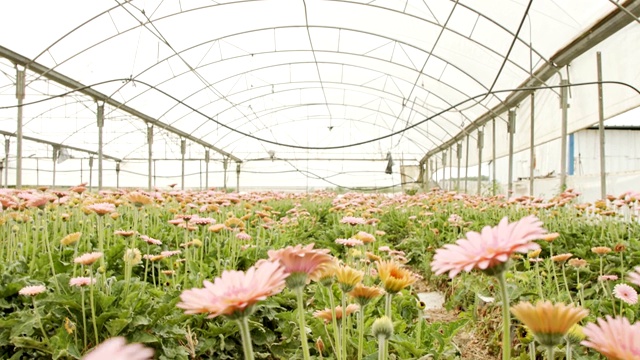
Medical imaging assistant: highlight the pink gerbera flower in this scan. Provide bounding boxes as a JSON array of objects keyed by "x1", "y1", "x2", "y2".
[
  {"x1": 268, "y1": 243, "x2": 333, "y2": 287},
  {"x1": 431, "y1": 215, "x2": 547, "y2": 278},
  {"x1": 340, "y1": 216, "x2": 366, "y2": 226},
  {"x1": 628, "y1": 266, "x2": 640, "y2": 287},
  {"x1": 335, "y1": 238, "x2": 363, "y2": 247},
  {"x1": 84, "y1": 203, "x2": 116, "y2": 216},
  {"x1": 177, "y1": 260, "x2": 287, "y2": 319},
  {"x1": 19, "y1": 285, "x2": 46, "y2": 296},
  {"x1": 613, "y1": 283, "x2": 638, "y2": 305},
  {"x1": 70, "y1": 277, "x2": 96, "y2": 287},
  {"x1": 581, "y1": 316, "x2": 640, "y2": 359},
  {"x1": 139, "y1": 235, "x2": 162, "y2": 245},
  {"x1": 83, "y1": 337, "x2": 154, "y2": 360},
  {"x1": 74, "y1": 252, "x2": 104, "y2": 266}
]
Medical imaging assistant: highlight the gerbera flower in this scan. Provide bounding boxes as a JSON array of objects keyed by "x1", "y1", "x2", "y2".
[
  {"x1": 431, "y1": 215, "x2": 547, "y2": 278},
  {"x1": 581, "y1": 316, "x2": 640, "y2": 359},
  {"x1": 177, "y1": 260, "x2": 287, "y2": 319},
  {"x1": 84, "y1": 203, "x2": 116, "y2": 216},
  {"x1": 349, "y1": 284, "x2": 385, "y2": 307},
  {"x1": 114, "y1": 230, "x2": 136, "y2": 237},
  {"x1": 313, "y1": 304, "x2": 360, "y2": 324},
  {"x1": 613, "y1": 283, "x2": 638, "y2": 305},
  {"x1": 208, "y1": 224, "x2": 227, "y2": 233},
  {"x1": 591, "y1": 246, "x2": 612, "y2": 255},
  {"x1": 354, "y1": 231, "x2": 375, "y2": 244},
  {"x1": 124, "y1": 249, "x2": 142, "y2": 265},
  {"x1": 628, "y1": 266, "x2": 640, "y2": 287},
  {"x1": 74, "y1": 252, "x2": 103, "y2": 266},
  {"x1": 267, "y1": 243, "x2": 332, "y2": 289},
  {"x1": 236, "y1": 232, "x2": 251, "y2": 241},
  {"x1": 510, "y1": 301, "x2": 588, "y2": 347},
  {"x1": 376, "y1": 260, "x2": 417, "y2": 293},
  {"x1": 140, "y1": 235, "x2": 162, "y2": 245},
  {"x1": 340, "y1": 216, "x2": 366, "y2": 226},
  {"x1": 60, "y1": 232, "x2": 82, "y2": 246},
  {"x1": 335, "y1": 238, "x2": 363, "y2": 247},
  {"x1": 69, "y1": 277, "x2": 96, "y2": 287},
  {"x1": 18, "y1": 285, "x2": 46, "y2": 296},
  {"x1": 335, "y1": 265, "x2": 364, "y2": 292},
  {"x1": 598, "y1": 275, "x2": 619, "y2": 281},
  {"x1": 551, "y1": 253, "x2": 573, "y2": 263},
  {"x1": 83, "y1": 336, "x2": 154, "y2": 360},
  {"x1": 125, "y1": 192, "x2": 153, "y2": 207}
]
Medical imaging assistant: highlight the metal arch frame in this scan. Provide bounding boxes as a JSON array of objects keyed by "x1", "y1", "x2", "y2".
[
  {"x1": 419, "y1": 0, "x2": 640, "y2": 164},
  {"x1": 189, "y1": 85, "x2": 458, "y2": 149},
  {"x1": 207, "y1": 101, "x2": 442, "y2": 152},
  {"x1": 0, "y1": 129, "x2": 121, "y2": 162},
  {"x1": 0, "y1": 45, "x2": 242, "y2": 163}
]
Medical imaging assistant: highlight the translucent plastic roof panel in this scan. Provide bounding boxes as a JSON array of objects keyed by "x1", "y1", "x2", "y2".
[{"x1": 0, "y1": 0, "x2": 636, "y2": 168}]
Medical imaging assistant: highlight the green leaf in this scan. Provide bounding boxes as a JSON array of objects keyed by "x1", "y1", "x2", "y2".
[
  {"x1": 130, "y1": 332, "x2": 158, "y2": 343},
  {"x1": 105, "y1": 318, "x2": 130, "y2": 337}
]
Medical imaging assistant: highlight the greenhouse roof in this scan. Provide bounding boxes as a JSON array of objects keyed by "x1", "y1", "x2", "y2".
[{"x1": 1, "y1": 0, "x2": 639, "y2": 172}]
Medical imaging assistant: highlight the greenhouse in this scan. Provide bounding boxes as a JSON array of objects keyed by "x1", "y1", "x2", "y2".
[{"x1": 1, "y1": 1, "x2": 640, "y2": 359}]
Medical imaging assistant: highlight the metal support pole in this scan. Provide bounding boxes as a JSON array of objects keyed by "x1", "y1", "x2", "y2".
[
  {"x1": 52, "y1": 146, "x2": 58, "y2": 188},
  {"x1": 116, "y1": 162, "x2": 121, "y2": 189},
  {"x1": 448, "y1": 147, "x2": 453, "y2": 190},
  {"x1": 597, "y1": 52, "x2": 607, "y2": 199},
  {"x1": 180, "y1": 138, "x2": 186, "y2": 190},
  {"x1": 492, "y1": 119, "x2": 497, "y2": 196},
  {"x1": 508, "y1": 109, "x2": 516, "y2": 195},
  {"x1": 433, "y1": 159, "x2": 438, "y2": 188},
  {"x1": 16, "y1": 68, "x2": 25, "y2": 189},
  {"x1": 89, "y1": 156, "x2": 94, "y2": 192},
  {"x1": 97, "y1": 103, "x2": 104, "y2": 191},
  {"x1": 199, "y1": 160, "x2": 202, "y2": 190},
  {"x1": 147, "y1": 125, "x2": 153, "y2": 191},
  {"x1": 235, "y1": 163, "x2": 240, "y2": 193},
  {"x1": 477, "y1": 129, "x2": 484, "y2": 195},
  {"x1": 0, "y1": 160, "x2": 3, "y2": 187},
  {"x1": 529, "y1": 94, "x2": 535, "y2": 196},
  {"x1": 456, "y1": 143, "x2": 462, "y2": 191},
  {"x1": 423, "y1": 161, "x2": 429, "y2": 191},
  {"x1": 204, "y1": 150, "x2": 210, "y2": 189},
  {"x1": 4, "y1": 138, "x2": 9, "y2": 188},
  {"x1": 560, "y1": 78, "x2": 569, "y2": 190},
  {"x1": 442, "y1": 151, "x2": 447, "y2": 190},
  {"x1": 223, "y1": 157, "x2": 228, "y2": 192},
  {"x1": 153, "y1": 160, "x2": 157, "y2": 188},
  {"x1": 464, "y1": 135, "x2": 470, "y2": 193}
]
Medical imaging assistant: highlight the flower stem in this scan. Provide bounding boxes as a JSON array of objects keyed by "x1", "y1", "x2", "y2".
[
  {"x1": 497, "y1": 272, "x2": 511, "y2": 360},
  {"x1": 377, "y1": 335, "x2": 385, "y2": 360},
  {"x1": 32, "y1": 297, "x2": 49, "y2": 343},
  {"x1": 546, "y1": 345, "x2": 554, "y2": 360},
  {"x1": 236, "y1": 316, "x2": 255, "y2": 360},
  {"x1": 561, "y1": 263, "x2": 574, "y2": 304},
  {"x1": 81, "y1": 287, "x2": 87, "y2": 347},
  {"x1": 534, "y1": 261, "x2": 544, "y2": 300},
  {"x1": 357, "y1": 308, "x2": 365, "y2": 360},
  {"x1": 384, "y1": 293, "x2": 392, "y2": 319},
  {"x1": 89, "y1": 272, "x2": 99, "y2": 346},
  {"x1": 328, "y1": 287, "x2": 341, "y2": 360},
  {"x1": 566, "y1": 342, "x2": 572, "y2": 360},
  {"x1": 341, "y1": 292, "x2": 348, "y2": 360},
  {"x1": 295, "y1": 287, "x2": 311, "y2": 360}
]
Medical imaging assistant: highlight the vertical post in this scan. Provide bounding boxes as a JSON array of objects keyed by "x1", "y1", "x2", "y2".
[
  {"x1": 448, "y1": 147, "x2": 453, "y2": 190},
  {"x1": 223, "y1": 157, "x2": 228, "y2": 192},
  {"x1": 464, "y1": 135, "x2": 470, "y2": 193},
  {"x1": 529, "y1": 94, "x2": 535, "y2": 196},
  {"x1": 147, "y1": 125, "x2": 153, "y2": 191},
  {"x1": 433, "y1": 158, "x2": 438, "y2": 188},
  {"x1": 153, "y1": 160, "x2": 157, "y2": 188},
  {"x1": 36, "y1": 158, "x2": 39, "y2": 187},
  {"x1": 199, "y1": 160, "x2": 202, "y2": 190},
  {"x1": 97, "y1": 103, "x2": 104, "y2": 191},
  {"x1": 597, "y1": 52, "x2": 607, "y2": 199},
  {"x1": 15, "y1": 68, "x2": 25, "y2": 189},
  {"x1": 235, "y1": 162, "x2": 241, "y2": 193},
  {"x1": 508, "y1": 109, "x2": 516, "y2": 195},
  {"x1": 441, "y1": 150, "x2": 447, "y2": 190},
  {"x1": 492, "y1": 119, "x2": 497, "y2": 196},
  {"x1": 423, "y1": 160, "x2": 430, "y2": 191},
  {"x1": 560, "y1": 78, "x2": 569, "y2": 190},
  {"x1": 4, "y1": 138, "x2": 9, "y2": 188},
  {"x1": 456, "y1": 142, "x2": 462, "y2": 191},
  {"x1": 180, "y1": 138, "x2": 186, "y2": 190},
  {"x1": 88, "y1": 156, "x2": 94, "y2": 192},
  {"x1": 116, "y1": 162, "x2": 121, "y2": 189},
  {"x1": 204, "y1": 149, "x2": 210, "y2": 189},
  {"x1": 52, "y1": 147, "x2": 58, "y2": 188},
  {"x1": 477, "y1": 129, "x2": 484, "y2": 195},
  {"x1": 0, "y1": 160, "x2": 3, "y2": 187}
]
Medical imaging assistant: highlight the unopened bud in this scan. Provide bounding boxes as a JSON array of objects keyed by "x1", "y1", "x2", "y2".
[{"x1": 372, "y1": 316, "x2": 393, "y2": 340}]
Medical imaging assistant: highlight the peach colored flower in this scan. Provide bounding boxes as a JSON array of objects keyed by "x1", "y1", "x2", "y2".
[
  {"x1": 267, "y1": 243, "x2": 332, "y2": 286},
  {"x1": 208, "y1": 224, "x2": 227, "y2": 233},
  {"x1": 349, "y1": 284, "x2": 385, "y2": 307},
  {"x1": 581, "y1": 316, "x2": 640, "y2": 360},
  {"x1": 125, "y1": 192, "x2": 153, "y2": 207},
  {"x1": 114, "y1": 230, "x2": 136, "y2": 237},
  {"x1": 313, "y1": 304, "x2": 360, "y2": 324},
  {"x1": 140, "y1": 235, "x2": 162, "y2": 245},
  {"x1": 70, "y1": 277, "x2": 96, "y2": 287},
  {"x1": 19, "y1": 285, "x2": 46, "y2": 296},
  {"x1": 354, "y1": 231, "x2": 375, "y2": 244},
  {"x1": 177, "y1": 260, "x2": 287, "y2": 319},
  {"x1": 335, "y1": 238, "x2": 363, "y2": 247},
  {"x1": 628, "y1": 266, "x2": 640, "y2": 287},
  {"x1": 74, "y1": 252, "x2": 103, "y2": 266},
  {"x1": 340, "y1": 216, "x2": 366, "y2": 226},
  {"x1": 431, "y1": 215, "x2": 546, "y2": 278},
  {"x1": 84, "y1": 203, "x2": 116, "y2": 216},
  {"x1": 83, "y1": 336, "x2": 154, "y2": 360},
  {"x1": 592, "y1": 246, "x2": 612, "y2": 255},
  {"x1": 236, "y1": 232, "x2": 251, "y2": 241},
  {"x1": 598, "y1": 275, "x2": 619, "y2": 281},
  {"x1": 613, "y1": 283, "x2": 638, "y2": 305},
  {"x1": 551, "y1": 253, "x2": 573, "y2": 263}
]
